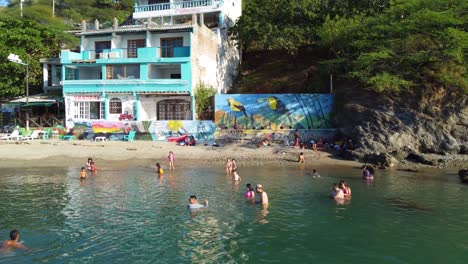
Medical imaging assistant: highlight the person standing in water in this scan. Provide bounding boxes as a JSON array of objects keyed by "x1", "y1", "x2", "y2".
[
  {"x1": 245, "y1": 183, "x2": 255, "y2": 200},
  {"x1": 85, "y1": 158, "x2": 93, "y2": 171},
  {"x1": 232, "y1": 159, "x2": 241, "y2": 181},
  {"x1": 156, "y1": 163, "x2": 164, "y2": 175},
  {"x1": 80, "y1": 167, "x2": 87, "y2": 179},
  {"x1": 226, "y1": 158, "x2": 233, "y2": 176},
  {"x1": 256, "y1": 184, "x2": 269, "y2": 205},
  {"x1": 167, "y1": 151, "x2": 175, "y2": 170},
  {"x1": 298, "y1": 152, "x2": 305, "y2": 163},
  {"x1": 187, "y1": 195, "x2": 208, "y2": 209},
  {"x1": 1, "y1": 230, "x2": 27, "y2": 251}
]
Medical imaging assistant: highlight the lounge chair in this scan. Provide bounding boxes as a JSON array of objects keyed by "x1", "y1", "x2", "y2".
[
  {"x1": 0, "y1": 130, "x2": 22, "y2": 140},
  {"x1": 23, "y1": 130, "x2": 41, "y2": 141},
  {"x1": 123, "y1": 130, "x2": 136, "y2": 142}
]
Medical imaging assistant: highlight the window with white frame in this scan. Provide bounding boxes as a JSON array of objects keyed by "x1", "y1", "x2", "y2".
[
  {"x1": 74, "y1": 101, "x2": 104, "y2": 119},
  {"x1": 109, "y1": 98, "x2": 122, "y2": 114}
]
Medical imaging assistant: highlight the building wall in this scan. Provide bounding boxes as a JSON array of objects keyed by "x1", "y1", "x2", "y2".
[
  {"x1": 139, "y1": 95, "x2": 192, "y2": 120},
  {"x1": 82, "y1": 36, "x2": 113, "y2": 51},
  {"x1": 107, "y1": 94, "x2": 137, "y2": 121},
  {"x1": 191, "y1": 24, "x2": 218, "y2": 92},
  {"x1": 149, "y1": 32, "x2": 191, "y2": 48}
]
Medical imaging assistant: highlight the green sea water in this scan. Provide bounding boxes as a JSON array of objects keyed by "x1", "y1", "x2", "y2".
[{"x1": 0, "y1": 162, "x2": 466, "y2": 263}]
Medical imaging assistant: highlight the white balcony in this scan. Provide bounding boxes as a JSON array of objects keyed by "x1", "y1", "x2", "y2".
[{"x1": 134, "y1": 0, "x2": 222, "y2": 19}]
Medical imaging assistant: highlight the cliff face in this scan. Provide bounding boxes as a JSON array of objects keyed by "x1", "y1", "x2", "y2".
[{"x1": 334, "y1": 87, "x2": 468, "y2": 167}]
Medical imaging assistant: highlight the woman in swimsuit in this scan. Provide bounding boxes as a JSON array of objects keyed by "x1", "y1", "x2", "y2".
[
  {"x1": 226, "y1": 158, "x2": 233, "y2": 175},
  {"x1": 339, "y1": 180, "x2": 351, "y2": 197}
]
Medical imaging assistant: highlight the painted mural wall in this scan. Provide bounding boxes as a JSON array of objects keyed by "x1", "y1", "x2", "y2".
[
  {"x1": 69, "y1": 119, "x2": 215, "y2": 143},
  {"x1": 215, "y1": 94, "x2": 334, "y2": 130}
]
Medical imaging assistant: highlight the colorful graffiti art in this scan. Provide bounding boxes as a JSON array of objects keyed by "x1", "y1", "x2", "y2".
[
  {"x1": 69, "y1": 119, "x2": 216, "y2": 143},
  {"x1": 215, "y1": 94, "x2": 334, "y2": 129}
]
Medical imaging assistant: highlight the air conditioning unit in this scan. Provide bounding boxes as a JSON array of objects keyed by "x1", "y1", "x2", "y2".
[
  {"x1": 108, "y1": 52, "x2": 120, "y2": 59},
  {"x1": 99, "y1": 52, "x2": 108, "y2": 59}
]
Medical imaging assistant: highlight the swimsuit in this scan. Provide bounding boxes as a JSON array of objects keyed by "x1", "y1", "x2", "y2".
[{"x1": 245, "y1": 190, "x2": 254, "y2": 199}]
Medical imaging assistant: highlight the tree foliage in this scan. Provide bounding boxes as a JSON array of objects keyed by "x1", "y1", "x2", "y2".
[
  {"x1": 232, "y1": 0, "x2": 467, "y2": 93},
  {"x1": 0, "y1": 18, "x2": 62, "y2": 98}
]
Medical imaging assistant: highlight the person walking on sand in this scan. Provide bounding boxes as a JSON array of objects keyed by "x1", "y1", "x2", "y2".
[
  {"x1": 167, "y1": 151, "x2": 175, "y2": 170},
  {"x1": 232, "y1": 159, "x2": 241, "y2": 181},
  {"x1": 1, "y1": 230, "x2": 27, "y2": 251},
  {"x1": 256, "y1": 184, "x2": 269, "y2": 205}
]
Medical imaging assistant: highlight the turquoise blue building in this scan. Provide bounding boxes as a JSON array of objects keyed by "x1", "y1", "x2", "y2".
[{"x1": 55, "y1": 0, "x2": 241, "y2": 128}]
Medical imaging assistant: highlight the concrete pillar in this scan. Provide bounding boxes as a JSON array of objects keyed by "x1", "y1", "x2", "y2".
[
  {"x1": 43, "y1": 64, "x2": 49, "y2": 89},
  {"x1": 95, "y1": 19, "x2": 100, "y2": 30},
  {"x1": 191, "y1": 94, "x2": 196, "y2": 120},
  {"x1": 199, "y1": 13, "x2": 204, "y2": 27},
  {"x1": 135, "y1": 94, "x2": 140, "y2": 121},
  {"x1": 103, "y1": 93, "x2": 109, "y2": 120}
]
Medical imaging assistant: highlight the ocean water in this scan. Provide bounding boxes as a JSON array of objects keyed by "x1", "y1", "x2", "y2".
[{"x1": 0, "y1": 162, "x2": 466, "y2": 263}]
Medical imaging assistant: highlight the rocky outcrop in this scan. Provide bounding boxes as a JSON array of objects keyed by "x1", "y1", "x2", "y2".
[{"x1": 334, "y1": 86, "x2": 468, "y2": 167}]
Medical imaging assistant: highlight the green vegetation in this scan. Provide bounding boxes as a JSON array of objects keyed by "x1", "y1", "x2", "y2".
[
  {"x1": 0, "y1": 18, "x2": 62, "y2": 97},
  {"x1": 194, "y1": 83, "x2": 216, "y2": 119},
  {"x1": 231, "y1": 0, "x2": 467, "y2": 94},
  {"x1": 0, "y1": 0, "x2": 134, "y2": 99}
]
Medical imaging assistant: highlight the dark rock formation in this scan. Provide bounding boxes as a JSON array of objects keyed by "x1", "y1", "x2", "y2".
[
  {"x1": 334, "y1": 86, "x2": 468, "y2": 167},
  {"x1": 459, "y1": 169, "x2": 468, "y2": 183}
]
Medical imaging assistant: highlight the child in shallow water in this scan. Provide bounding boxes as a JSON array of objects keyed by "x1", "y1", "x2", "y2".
[
  {"x1": 298, "y1": 152, "x2": 305, "y2": 163},
  {"x1": 80, "y1": 167, "x2": 87, "y2": 179},
  {"x1": 244, "y1": 183, "x2": 255, "y2": 199},
  {"x1": 156, "y1": 163, "x2": 164, "y2": 174},
  {"x1": 167, "y1": 151, "x2": 175, "y2": 170}
]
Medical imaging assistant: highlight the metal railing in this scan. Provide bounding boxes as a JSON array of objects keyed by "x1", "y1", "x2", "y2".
[{"x1": 135, "y1": 0, "x2": 218, "y2": 13}]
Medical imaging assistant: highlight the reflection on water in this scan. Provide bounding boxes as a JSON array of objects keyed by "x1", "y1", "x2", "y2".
[{"x1": 0, "y1": 163, "x2": 467, "y2": 263}]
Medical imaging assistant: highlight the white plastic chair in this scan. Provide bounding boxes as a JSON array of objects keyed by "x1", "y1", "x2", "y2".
[
  {"x1": 23, "y1": 130, "x2": 41, "y2": 141},
  {"x1": 0, "y1": 130, "x2": 22, "y2": 140}
]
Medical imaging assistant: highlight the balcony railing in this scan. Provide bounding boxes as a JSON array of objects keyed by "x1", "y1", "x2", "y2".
[
  {"x1": 62, "y1": 79, "x2": 190, "y2": 94},
  {"x1": 61, "y1": 47, "x2": 190, "y2": 62},
  {"x1": 134, "y1": 0, "x2": 221, "y2": 16}
]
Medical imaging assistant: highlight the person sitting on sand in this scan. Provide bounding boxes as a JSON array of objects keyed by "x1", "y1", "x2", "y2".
[
  {"x1": 298, "y1": 152, "x2": 305, "y2": 163},
  {"x1": 187, "y1": 195, "x2": 208, "y2": 209},
  {"x1": 1, "y1": 230, "x2": 27, "y2": 251},
  {"x1": 311, "y1": 169, "x2": 320, "y2": 178},
  {"x1": 339, "y1": 180, "x2": 352, "y2": 197},
  {"x1": 257, "y1": 138, "x2": 269, "y2": 148},
  {"x1": 80, "y1": 167, "x2": 87, "y2": 179},
  {"x1": 156, "y1": 163, "x2": 164, "y2": 175},
  {"x1": 245, "y1": 183, "x2": 255, "y2": 200},
  {"x1": 256, "y1": 184, "x2": 269, "y2": 205},
  {"x1": 330, "y1": 183, "x2": 344, "y2": 200}
]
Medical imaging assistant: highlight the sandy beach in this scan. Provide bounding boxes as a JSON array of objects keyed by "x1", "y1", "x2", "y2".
[{"x1": 0, "y1": 139, "x2": 361, "y2": 168}]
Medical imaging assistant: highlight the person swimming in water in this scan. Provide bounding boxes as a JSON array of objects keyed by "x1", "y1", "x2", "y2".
[
  {"x1": 187, "y1": 195, "x2": 208, "y2": 210},
  {"x1": 311, "y1": 169, "x2": 320, "y2": 178},
  {"x1": 1, "y1": 230, "x2": 27, "y2": 251},
  {"x1": 244, "y1": 183, "x2": 255, "y2": 200}
]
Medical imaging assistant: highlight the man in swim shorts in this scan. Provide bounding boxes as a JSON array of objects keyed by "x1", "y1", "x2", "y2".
[{"x1": 256, "y1": 184, "x2": 269, "y2": 205}]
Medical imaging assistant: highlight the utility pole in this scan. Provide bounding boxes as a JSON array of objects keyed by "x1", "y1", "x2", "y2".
[
  {"x1": 52, "y1": 0, "x2": 55, "y2": 18},
  {"x1": 20, "y1": 0, "x2": 24, "y2": 17}
]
